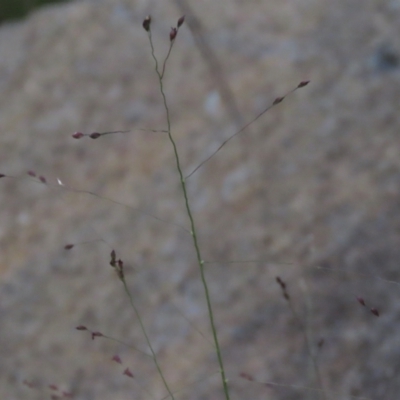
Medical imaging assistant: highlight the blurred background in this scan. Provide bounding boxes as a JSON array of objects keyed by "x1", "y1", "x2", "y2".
[
  {"x1": 1, "y1": 0, "x2": 400, "y2": 399},
  {"x1": 0, "y1": 0, "x2": 70, "y2": 23}
]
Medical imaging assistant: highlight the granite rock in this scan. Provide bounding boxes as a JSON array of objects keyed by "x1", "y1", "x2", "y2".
[{"x1": 1, "y1": 0, "x2": 400, "y2": 399}]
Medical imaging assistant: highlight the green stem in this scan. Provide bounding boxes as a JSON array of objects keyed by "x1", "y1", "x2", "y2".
[
  {"x1": 122, "y1": 279, "x2": 176, "y2": 400},
  {"x1": 147, "y1": 31, "x2": 231, "y2": 400}
]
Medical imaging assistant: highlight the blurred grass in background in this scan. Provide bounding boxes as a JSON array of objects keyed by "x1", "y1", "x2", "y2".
[{"x1": 0, "y1": 0, "x2": 70, "y2": 23}]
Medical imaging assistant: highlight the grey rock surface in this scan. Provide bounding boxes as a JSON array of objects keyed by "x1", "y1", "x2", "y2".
[{"x1": 1, "y1": 0, "x2": 400, "y2": 399}]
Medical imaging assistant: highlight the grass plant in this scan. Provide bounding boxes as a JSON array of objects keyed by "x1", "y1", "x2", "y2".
[{"x1": 2, "y1": 13, "x2": 319, "y2": 400}]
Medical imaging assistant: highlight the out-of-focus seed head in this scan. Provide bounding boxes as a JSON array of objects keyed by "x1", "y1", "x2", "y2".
[
  {"x1": 276, "y1": 276, "x2": 286, "y2": 289},
  {"x1": 92, "y1": 331, "x2": 103, "y2": 340},
  {"x1": 76, "y1": 325, "x2": 87, "y2": 331},
  {"x1": 170, "y1": 27, "x2": 177, "y2": 41},
  {"x1": 370, "y1": 308, "x2": 380, "y2": 317},
  {"x1": 64, "y1": 244, "x2": 74, "y2": 250},
  {"x1": 273, "y1": 97, "x2": 285, "y2": 105},
  {"x1": 116, "y1": 259, "x2": 125, "y2": 281},
  {"x1": 177, "y1": 15, "x2": 185, "y2": 28},
  {"x1": 356, "y1": 296, "x2": 366, "y2": 306},
  {"x1": 72, "y1": 132, "x2": 84, "y2": 139},
  {"x1": 239, "y1": 372, "x2": 254, "y2": 382},
  {"x1": 89, "y1": 132, "x2": 101, "y2": 139},
  {"x1": 110, "y1": 250, "x2": 116, "y2": 267},
  {"x1": 143, "y1": 15, "x2": 152, "y2": 32},
  {"x1": 283, "y1": 292, "x2": 289, "y2": 300},
  {"x1": 298, "y1": 80, "x2": 310, "y2": 88},
  {"x1": 112, "y1": 355, "x2": 122, "y2": 364},
  {"x1": 123, "y1": 368, "x2": 134, "y2": 378}
]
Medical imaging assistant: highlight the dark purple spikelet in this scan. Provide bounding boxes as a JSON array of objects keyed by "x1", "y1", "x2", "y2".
[
  {"x1": 39, "y1": 176, "x2": 47, "y2": 184},
  {"x1": 115, "y1": 259, "x2": 125, "y2": 280},
  {"x1": 142, "y1": 15, "x2": 151, "y2": 32},
  {"x1": 370, "y1": 308, "x2": 380, "y2": 317},
  {"x1": 0, "y1": 174, "x2": 5, "y2": 178},
  {"x1": 356, "y1": 297, "x2": 366, "y2": 307},
  {"x1": 110, "y1": 250, "x2": 116, "y2": 267},
  {"x1": 112, "y1": 355, "x2": 122, "y2": 364},
  {"x1": 75, "y1": 325, "x2": 87, "y2": 331},
  {"x1": 239, "y1": 372, "x2": 254, "y2": 382},
  {"x1": 276, "y1": 276, "x2": 286, "y2": 289},
  {"x1": 72, "y1": 132, "x2": 84, "y2": 139},
  {"x1": 273, "y1": 97, "x2": 285, "y2": 105},
  {"x1": 89, "y1": 132, "x2": 101, "y2": 139},
  {"x1": 177, "y1": 15, "x2": 185, "y2": 28},
  {"x1": 170, "y1": 27, "x2": 177, "y2": 41},
  {"x1": 91, "y1": 331, "x2": 104, "y2": 340},
  {"x1": 298, "y1": 80, "x2": 310, "y2": 88},
  {"x1": 27, "y1": 170, "x2": 36, "y2": 177},
  {"x1": 64, "y1": 244, "x2": 74, "y2": 250},
  {"x1": 276, "y1": 276, "x2": 290, "y2": 301},
  {"x1": 283, "y1": 292, "x2": 290, "y2": 300},
  {"x1": 123, "y1": 368, "x2": 134, "y2": 378}
]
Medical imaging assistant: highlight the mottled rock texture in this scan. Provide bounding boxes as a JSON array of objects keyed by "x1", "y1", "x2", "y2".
[{"x1": 1, "y1": 0, "x2": 400, "y2": 399}]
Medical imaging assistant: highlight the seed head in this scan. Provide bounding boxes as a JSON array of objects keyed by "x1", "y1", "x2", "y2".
[
  {"x1": 273, "y1": 97, "x2": 285, "y2": 105},
  {"x1": 123, "y1": 368, "x2": 134, "y2": 378},
  {"x1": 177, "y1": 15, "x2": 185, "y2": 28},
  {"x1": 356, "y1": 296, "x2": 366, "y2": 306},
  {"x1": 170, "y1": 27, "x2": 177, "y2": 41},
  {"x1": 89, "y1": 132, "x2": 101, "y2": 139},
  {"x1": 143, "y1": 15, "x2": 151, "y2": 32},
  {"x1": 72, "y1": 132, "x2": 84, "y2": 139},
  {"x1": 76, "y1": 325, "x2": 87, "y2": 331},
  {"x1": 298, "y1": 80, "x2": 310, "y2": 88},
  {"x1": 370, "y1": 308, "x2": 380, "y2": 317}
]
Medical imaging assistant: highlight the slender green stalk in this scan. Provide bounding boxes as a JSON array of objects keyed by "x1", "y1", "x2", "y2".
[
  {"x1": 101, "y1": 332, "x2": 152, "y2": 358},
  {"x1": 287, "y1": 299, "x2": 326, "y2": 400},
  {"x1": 121, "y1": 278, "x2": 176, "y2": 400},
  {"x1": 146, "y1": 28, "x2": 231, "y2": 400},
  {"x1": 185, "y1": 83, "x2": 308, "y2": 179},
  {"x1": 276, "y1": 277, "x2": 326, "y2": 400}
]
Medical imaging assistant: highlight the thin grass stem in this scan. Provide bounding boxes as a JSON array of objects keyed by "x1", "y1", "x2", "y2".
[
  {"x1": 146, "y1": 27, "x2": 231, "y2": 400},
  {"x1": 121, "y1": 278, "x2": 176, "y2": 400},
  {"x1": 185, "y1": 82, "x2": 309, "y2": 179},
  {"x1": 0, "y1": 174, "x2": 189, "y2": 233}
]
